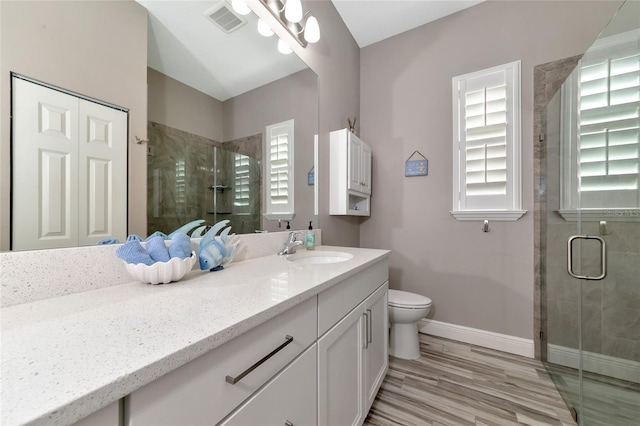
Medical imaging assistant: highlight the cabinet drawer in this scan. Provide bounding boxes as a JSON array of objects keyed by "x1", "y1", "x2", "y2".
[
  {"x1": 127, "y1": 296, "x2": 317, "y2": 426},
  {"x1": 220, "y1": 344, "x2": 317, "y2": 426},
  {"x1": 318, "y1": 259, "x2": 388, "y2": 337}
]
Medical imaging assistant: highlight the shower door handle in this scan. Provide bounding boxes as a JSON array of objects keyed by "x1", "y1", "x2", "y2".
[{"x1": 567, "y1": 235, "x2": 607, "y2": 280}]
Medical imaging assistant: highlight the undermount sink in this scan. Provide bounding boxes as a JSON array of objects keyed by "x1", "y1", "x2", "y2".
[{"x1": 287, "y1": 251, "x2": 354, "y2": 265}]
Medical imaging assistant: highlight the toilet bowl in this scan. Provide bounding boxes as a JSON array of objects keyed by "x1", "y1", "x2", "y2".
[{"x1": 388, "y1": 289, "x2": 432, "y2": 360}]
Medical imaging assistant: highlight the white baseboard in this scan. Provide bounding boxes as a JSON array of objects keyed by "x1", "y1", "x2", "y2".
[
  {"x1": 419, "y1": 319, "x2": 535, "y2": 358},
  {"x1": 547, "y1": 344, "x2": 640, "y2": 384}
]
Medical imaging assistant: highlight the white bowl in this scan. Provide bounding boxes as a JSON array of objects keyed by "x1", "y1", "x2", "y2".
[{"x1": 123, "y1": 252, "x2": 197, "y2": 285}]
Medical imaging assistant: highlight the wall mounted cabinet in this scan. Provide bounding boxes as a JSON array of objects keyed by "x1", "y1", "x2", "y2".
[{"x1": 330, "y1": 128, "x2": 372, "y2": 216}]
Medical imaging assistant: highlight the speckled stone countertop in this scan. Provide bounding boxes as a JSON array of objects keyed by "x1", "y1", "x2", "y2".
[{"x1": 0, "y1": 246, "x2": 389, "y2": 426}]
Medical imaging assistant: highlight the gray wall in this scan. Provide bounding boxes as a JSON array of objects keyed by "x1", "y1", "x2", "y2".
[
  {"x1": 0, "y1": 0, "x2": 148, "y2": 250},
  {"x1": 358, "y1": 0, "x2": 623, "y2": 339},
  {"x1": 224, "y1": 69, "x2": 317, "y2": 232},
  {"x1": 148, "y1": 68, "x2": 224, "y2": 142},
  {"x1": 289, "y1": 1, "x2": 362, "y2": 247}
]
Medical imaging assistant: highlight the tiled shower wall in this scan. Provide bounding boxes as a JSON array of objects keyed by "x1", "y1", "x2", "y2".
[
  {"x1": 535, "y1": 60, "x2": 640, "y2": 364},
  {"x1": 147, "y1": 122, "x2": 262, "y2": 236}
]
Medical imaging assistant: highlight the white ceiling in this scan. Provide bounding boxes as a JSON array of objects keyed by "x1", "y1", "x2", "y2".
[
  {"x1": 136, "y1": 1, "x2": 484, "y2": 101},
  {"x1": 331, "y1": 0, "x2": 485, "y2": 47}
]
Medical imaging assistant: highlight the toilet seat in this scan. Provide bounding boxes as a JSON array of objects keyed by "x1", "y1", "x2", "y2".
[{"x1": 388, "y1": 289, "x2": 432, "y2": 309}]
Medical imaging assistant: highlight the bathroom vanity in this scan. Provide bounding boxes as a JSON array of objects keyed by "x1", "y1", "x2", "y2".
[{"x1": 0, "y1": 244, "x2": 389, "y2": 426}]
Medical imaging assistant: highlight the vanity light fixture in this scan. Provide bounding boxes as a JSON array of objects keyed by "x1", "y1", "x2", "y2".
[
  {"x1": 234, "y1": 0, "x2": 320, "y2": 51},
  {"x1": 260, "y1": 0, "x2": 321, "y2": 48},
  {"x1": 257, "y1": 18, "x2": 275, "y2": 36},
  {"x1": 231, "y1": 0, "x2": 251, "y2": 15},
  {"x1": 283, "y1": 0, "x2": 302, "y2": 23},
  {"x1": 303, "y1": 14, "x2": 320, "y2": 43},
  {"x1": 277, "y1": 38, "x2": 293, "y2": 54}
]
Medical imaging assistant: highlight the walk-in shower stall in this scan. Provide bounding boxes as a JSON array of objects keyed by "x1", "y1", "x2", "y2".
[{"x1": 536, "y1": 2, "x2": 639, "y2": 424}]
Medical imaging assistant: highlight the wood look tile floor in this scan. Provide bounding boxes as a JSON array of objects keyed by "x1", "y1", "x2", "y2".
[{"x1": 364, "y1": 334, "x2": 578, "y2": 426}]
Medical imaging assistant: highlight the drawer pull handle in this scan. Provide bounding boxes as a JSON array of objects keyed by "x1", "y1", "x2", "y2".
[
  {"x1": 285, "y1": 421, "x2": 293, "y2": 426},
  {"x1": 362, "y1": 312, "x2": 369, "y2": 349},
  {"x1": 366, "y1": 309, "x2": 372, "y2": 344},
  {"x1": 226, "y1": 335, "x2": 294, "y2": 385}
]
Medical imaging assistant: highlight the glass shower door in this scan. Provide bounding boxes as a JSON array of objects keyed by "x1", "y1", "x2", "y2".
[
  {"x1": 543, "y1": 1, "x2": 640, "y2": 424},
  {"x1": 573, "y1": 3, "x2": 640, "y2": 420}
]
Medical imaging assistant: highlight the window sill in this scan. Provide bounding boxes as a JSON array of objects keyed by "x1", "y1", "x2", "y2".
[
  {"x1": 557, "y1": 209, "x2": 640, "y2": 222},
  {"x1": 263, "y1": 213, "x2": 296, "y2": 221},
  {"x1": 450, "y1": 210, "x2": 527, "y2": 221}
]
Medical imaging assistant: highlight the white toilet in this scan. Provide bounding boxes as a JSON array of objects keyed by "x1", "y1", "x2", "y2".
[{"x1": 388, "y1": 289, "x2": 432, "y2": 360}]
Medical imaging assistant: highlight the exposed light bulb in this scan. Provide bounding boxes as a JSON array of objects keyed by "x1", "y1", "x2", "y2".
[
  {"x1": 257, "y1": 19, "x2": 274, "y2": 37},
  {"x1": 284, "y1": 0, "x2": 303, "y2": 23},
  {"x1": 304, "y1": 15, "x2": 320, "y2": 43},
  {"x1": 231, "y1": 0, "x2": 251, "y2": 15},
  {"x1": 278, "y1": 38, "x2": 292, "y2": 54}
]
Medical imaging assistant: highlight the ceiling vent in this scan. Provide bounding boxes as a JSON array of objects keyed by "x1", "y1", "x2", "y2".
[{"x1": 205, "y1": 2, "x2": 247, "y2": 33}]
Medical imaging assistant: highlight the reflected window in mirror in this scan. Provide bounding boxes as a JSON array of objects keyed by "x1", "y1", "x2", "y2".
[
  {"x1": 264, "y1": 119, "x2": 295, "y2": 221},
  {"x1": 234, "y1": 154, "x2": 252, "y2": 213}
]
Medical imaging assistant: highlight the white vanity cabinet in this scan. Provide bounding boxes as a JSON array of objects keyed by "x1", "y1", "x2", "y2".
[
  {"x1": 125, "y1": 258, "x2": 389, "y2": 426},
  {"x1": 73, "y1": 401, "x2": 121, "y2": 426},
  {"x1": 220, "y1": 344, "x2": 317, "y2": 426},
  {"x1": 330, "y1": 128, "x2": 372, "y2": 216},
  {"x1": 317, "y1": 260, "x2": 389, "y2": 426},
  {"x1": 126, "y1": 296, "x2": 317, "y2": 426}
]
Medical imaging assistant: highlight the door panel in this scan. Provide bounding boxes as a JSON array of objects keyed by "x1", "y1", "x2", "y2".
[
  {"x1": 78, "y1": 100, "x2": 127, "y2": 245},
  {"x1": 40, "y1": 150, "x2": 73, "y2": 238},
  {"x1": 12, "y1": 78, "x2": 79, "y2": 250}
]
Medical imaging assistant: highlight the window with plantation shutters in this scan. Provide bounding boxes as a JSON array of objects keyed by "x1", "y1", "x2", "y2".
[
  {"x1": 264, "y1": 119, "x2": 295, "y2": 221},
  {"x1": 560, "y1": 30, "x2": 640, "y2": 220},
  {"x1": 452, "y1": 61, "x2": 526, "y2": 221},
  {"x1": 233, "y1": 153, "x2": 250, "y2": 212}
]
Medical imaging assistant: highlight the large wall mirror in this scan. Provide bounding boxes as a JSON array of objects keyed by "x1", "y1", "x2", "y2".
[{"x1": 0, "y1": 0, "x2": 318, "y2": 251}]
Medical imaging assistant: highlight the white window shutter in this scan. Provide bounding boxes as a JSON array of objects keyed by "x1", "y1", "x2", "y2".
[
  {"x1": 560, "y1": 30, "x2": 640, "y2": 218},
  {"x1": 264, "y1": 120, "x2": 295, "y2": 220},
  {"x1": 452, "y1": 61, "x2": 525, "y2": 221},
  {"x1": 233, "y1": 154, "x2": 251, "y2": 210}
]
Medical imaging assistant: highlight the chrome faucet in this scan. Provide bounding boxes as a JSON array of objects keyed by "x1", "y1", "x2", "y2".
[{"x1": 278, "y1": 231, "x2": 304, "y2": 255}]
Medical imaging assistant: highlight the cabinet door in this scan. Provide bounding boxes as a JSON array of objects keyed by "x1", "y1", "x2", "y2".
[
  {"x1": 360, "y1": 143, "x2": 372, "y2": 196},
  {"x1": 221, "y1": 345, "x2": 317, "y2": 426},
  {"x1": 347, "y1": 135, "x2": 362, "y2": 192},
  {"x1": 364, "y1": 282, "x2": 388, "y2": 411},
  {"x1": 318, "y1": 302, "x2": 365, "y2": 426}
]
